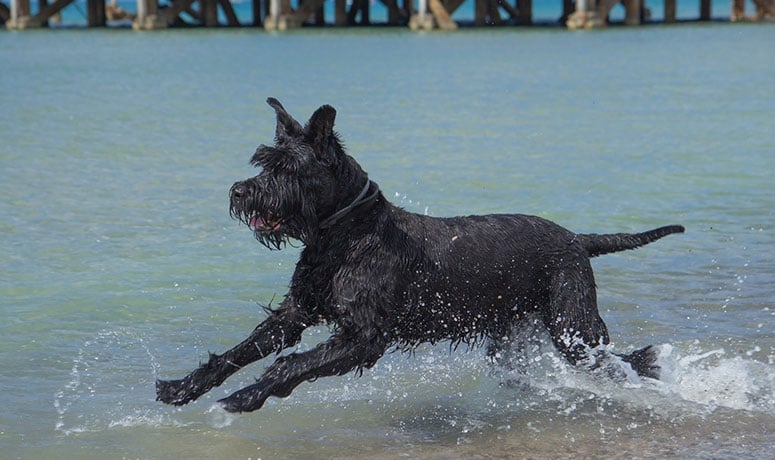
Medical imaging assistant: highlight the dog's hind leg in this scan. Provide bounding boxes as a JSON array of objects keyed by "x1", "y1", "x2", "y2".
[
  {"x1": 542, "y1": 263, "x2": 611, "y2": 366},
  {"x1": 542, "y1": 263, "x2": 660, "y2": 379},
  {"x1": 616, "y1": 345, "x2": 660, "y2": 379},
  {"x1": 218, "y1": 332, "x2": 387, "y2": 413},
  {"x1": 156, "y1": 304, "x2": 313, "y2": 406}
]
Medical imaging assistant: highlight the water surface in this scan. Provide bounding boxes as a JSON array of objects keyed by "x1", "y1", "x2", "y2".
[{"x1": 1, "y1": 24, "x2": 773, "y2": 459}]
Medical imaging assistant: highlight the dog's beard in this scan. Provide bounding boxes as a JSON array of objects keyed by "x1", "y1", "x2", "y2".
[
  {"x1": 230, "y1": 203, "x2": 314, "y2": 250},
  {"x1": 229, "y1": 180, "x2": 326, "y2": 250},
  {"x1": 255, "y1": 227, "x2": 290, "y2": 250},
  {"x1": 230, "y1": 208, "x2": 286, "y2": 250},
  {"x1": 248, "y1": 212, "x2": 287, "y2": 250}
]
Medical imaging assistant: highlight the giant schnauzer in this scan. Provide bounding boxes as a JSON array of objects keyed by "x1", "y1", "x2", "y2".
[{"x1": 156, "y1": 98, "x2": 684, "y2": 413}]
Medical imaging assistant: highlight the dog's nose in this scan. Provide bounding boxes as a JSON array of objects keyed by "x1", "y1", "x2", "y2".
[{"x1": 231, "y1": 183, "x2": 247, "y2": 200}]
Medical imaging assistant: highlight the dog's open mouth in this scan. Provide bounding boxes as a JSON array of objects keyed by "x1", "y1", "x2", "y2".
[{"x1": 249, "y1": 213, "x2": 282, "y2": 232}]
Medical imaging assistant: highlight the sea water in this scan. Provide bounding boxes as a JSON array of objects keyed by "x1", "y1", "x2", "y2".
[{"x1": 1, "y1": 24, "x2": 773, "y2": 459}]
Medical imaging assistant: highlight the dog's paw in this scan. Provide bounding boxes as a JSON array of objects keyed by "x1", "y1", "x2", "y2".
[
  {"x1": 620, "y1": 345, "x2": 660, "y2": 380},
  {"x1": 217, "y1": 396, "x2": 245, "y2": 414},
  {"x1": 156, "y1": 378, "x2": 199, "y2": 406},
  {"x1": 217, "y1": 384, "x2": 268, "y2": 414}
]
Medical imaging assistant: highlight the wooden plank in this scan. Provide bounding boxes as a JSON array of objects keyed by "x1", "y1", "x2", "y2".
[
  {"x1": 474, "y1": 0, "x2": 487, "y2": 25},
  {"x1": 87, "y1": 0, "x2": 106, "y2": 26},
  {"x1": 445, "y1": 0, "x2": 467, "y2": 15},
  {"x1": 335, "y1": 0, "x2": 347, "y2": 25},
  {"x1": 699, "y1": 0, "x2": 711, "y2": 20},
  {"x1": 164, "y1": 0, "x2": 197, "y2": 23},
  {"x1": 346, "y1": 0, "x2": 359, "y2": 23},
  {"x1": 361, "y1": 0, "x2": 370, "y2": 24},
  {"x1": 624, "y1": 0, "x2": 640, "y2": 24},
  {"x1": 731, "y1": 0, "x2": 743, "y2": 20},
  {"x1": 35, "y1": 0, "x2": 75, "y2": 22},
  {"x1": 497, "y1": 0, "x2": 518, "y2": 20},
  {"x1": 403, "y1": 0, "x2": 413, "y2": 15},
  {"x1": 518, "y1": 0, "x2": 532, "y2": 24},
  {"x1": 380, "y1": 0, "x2": 400, "y2": 24},
  {"x1": 280, "y1": 0, "x2": 292, "y2": 15},
  {"x1": 562, "y1": 0, "x2": 573, "y2": 22},
  {"x1": 664, "y1": 0, "x2": 676, "y2": 22},
  {"x1": 314, "y1": 0, "x2": 324, "y2": 24},
  {"x1": 202, "y1": 0, "x2": 218, "y2": 26},
  {"x1": 752, "y1": 0, "x2": 775, "y2": 18},
  {"x1": 487, "y1": 0, "x2": 503, "y2": 24},
  {"x1": 218, "y1": 0, "x2": 241, "y2": 26},
  {"x1": 294, "y1": 0, "x2": 326, "y2": 23},
  {"x1": 39, "y1": 0, "x2": 50, "y2": 26},
  {"x1": 429, "y1": 0, "x2": 457, "y2": 28},
  {"x1": 251, "y1": 0, "x2": 262, "y2": 25},
  {"x1": 17, "y1": 0, "x2": 33, "y2": 17}
]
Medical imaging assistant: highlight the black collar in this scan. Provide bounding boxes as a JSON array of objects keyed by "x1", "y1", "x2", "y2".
[{"x1": 319, "y1": 178, "x2": 380, "y2": 229}]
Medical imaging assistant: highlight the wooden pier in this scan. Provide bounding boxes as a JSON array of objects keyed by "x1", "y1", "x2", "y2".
[{"x1": 2, "y1": 0, "x2": 774, "y2": 30}]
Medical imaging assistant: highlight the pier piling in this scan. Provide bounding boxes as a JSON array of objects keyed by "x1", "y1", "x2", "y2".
[
  {"x1": 566, "y1": 0, "x2": 603, "y2": 29},
  {"x1": 664, "y1": 0, "x2": 676, "y2": 22},
  {"x1": 132, "y1": 0, "x2": 166, "y2": 29},
  {"x1": 4, "y1": 0, "x2": 775, "y2": 30},
  {"x1": 7, "y1": 0, "x2": 87, "y2": 28},
  {"x1": 700, "y1": 0, "x2": 711, "y2": 20}
]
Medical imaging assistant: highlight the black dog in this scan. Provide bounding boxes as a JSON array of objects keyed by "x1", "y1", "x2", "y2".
[{"x1": 156, "y1": 98, "x2": 684, "y2": 413}]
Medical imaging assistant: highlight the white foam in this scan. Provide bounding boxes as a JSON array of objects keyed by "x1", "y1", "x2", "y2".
[
  {"x1": 206, "y1": 403, "x2": 240, "y2": 428},
  {"x1": 655, "y1": 344, "x2": 774, "y2": 413},
  {"x1": 488, "y1": 323, "x2": 774, "y2": 418},
  {"x1": 107, "y1": 412, "x2": 188, "y2": 429}
]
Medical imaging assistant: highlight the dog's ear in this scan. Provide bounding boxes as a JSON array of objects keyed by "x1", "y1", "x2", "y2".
[
  {"x1": 267, "y1": 97, "x2": 303, "y2": 141},
  {"x1": 305, "y1": 104, "x2": 337, "y2": 160}
]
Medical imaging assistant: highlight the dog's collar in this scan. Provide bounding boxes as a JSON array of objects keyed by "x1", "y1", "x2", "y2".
[{"x1": 319, "y1": 178, "x2": 380, "y2": 229}]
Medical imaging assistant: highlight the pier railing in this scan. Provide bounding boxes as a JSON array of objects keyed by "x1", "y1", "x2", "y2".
[{"x1": 3, "y1": 0, "x2": 774, "y2": 30}]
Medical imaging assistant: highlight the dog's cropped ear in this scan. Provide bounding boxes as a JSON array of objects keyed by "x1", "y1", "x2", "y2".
[
  {"x1": 267, "y1": 97, "x2": 303, "y2": 141},
  {"x1": 305, "y1": 104, "x2": 337, "y2": 160}
]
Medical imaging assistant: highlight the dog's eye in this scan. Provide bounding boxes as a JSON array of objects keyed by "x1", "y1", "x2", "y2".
[
  {"x1": 250, "y1": 145, "x2": 278, "y2": 168},
  {"x1": 251, "y1": 145, "x2": 307, "y2": 173}
]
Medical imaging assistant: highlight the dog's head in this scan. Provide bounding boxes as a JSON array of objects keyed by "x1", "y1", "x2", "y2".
[{"x1": 229, "y1": 98, "x2": 371, "y2": 249}]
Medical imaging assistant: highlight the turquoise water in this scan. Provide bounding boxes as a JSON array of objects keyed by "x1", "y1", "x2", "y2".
[{"x1": 2, "y1": 24, "x2": 774, "y2": 459}]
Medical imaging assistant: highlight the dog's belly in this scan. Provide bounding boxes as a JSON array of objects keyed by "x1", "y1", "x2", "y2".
[
  {"x1": 388, "y1": 213, "x2": 578, "y2": 344},
  {"x1": 395, "y1": 275, "x2": 543, "y2": 345}
]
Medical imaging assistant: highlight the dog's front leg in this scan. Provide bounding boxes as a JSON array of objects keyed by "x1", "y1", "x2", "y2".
[
  {"x1": 156, "y1": 305, "x2": 313, "y2": 406},
  {"x1": 218, "y1": 333, "x2": 386, "y2": 413}
]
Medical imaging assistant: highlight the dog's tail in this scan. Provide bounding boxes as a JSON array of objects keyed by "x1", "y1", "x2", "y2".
[{"x1": 579, "y1": 225, "x2": 684, "y2": 258}]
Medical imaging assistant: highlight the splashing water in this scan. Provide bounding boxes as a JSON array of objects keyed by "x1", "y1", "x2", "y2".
[
  {"x1": 486, "y1": 320, "x2": 773, "y2": 418},
  {"x1": 657, "y1": 344, "x2": 774, "y2": 413},
  {"x1": 53, "y1": 322, "x2": 773, "y2": 436},
  {"x1": 53, "y1": 328, "x2": 189, "y2": 435}
]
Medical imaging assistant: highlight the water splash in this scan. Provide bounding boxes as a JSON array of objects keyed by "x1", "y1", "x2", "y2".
[
  {"x1": 488, "y1": 323, "x2": 774, "y2": 419},
  {"x1": 53, "y1": 327, "x2": 187, "y2": 435},
  {"x1": 205, "y1": 403, "x2": 240, "y2": 428},
  {"x1": 50, "y1": 323, "x2": 773, "y2": 445},
  {"x1": 656, "y1": 344, "x2": 774, "y2": 413}
]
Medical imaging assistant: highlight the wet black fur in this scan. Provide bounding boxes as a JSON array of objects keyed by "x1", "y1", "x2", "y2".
[{"x1": 156, "y1": 98, "x2": 684, "y2": 413}]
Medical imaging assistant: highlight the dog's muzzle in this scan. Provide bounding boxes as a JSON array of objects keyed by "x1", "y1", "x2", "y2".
[
  {"x1": 229, "y1": 182, "x2": 250, "y2": 218},
  {"x1": 230, "y1": 181, "x2": 284, "y2": 233}
]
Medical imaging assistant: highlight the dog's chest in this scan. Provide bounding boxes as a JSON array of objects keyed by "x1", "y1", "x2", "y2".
[{"x1": 291, "y1": 249, "x2": 350, "y2": 317}]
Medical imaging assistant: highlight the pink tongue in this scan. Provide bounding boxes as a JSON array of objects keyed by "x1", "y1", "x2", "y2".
[{"x1": 250, "y1": 216, "x2": 262, "y2": 228}]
